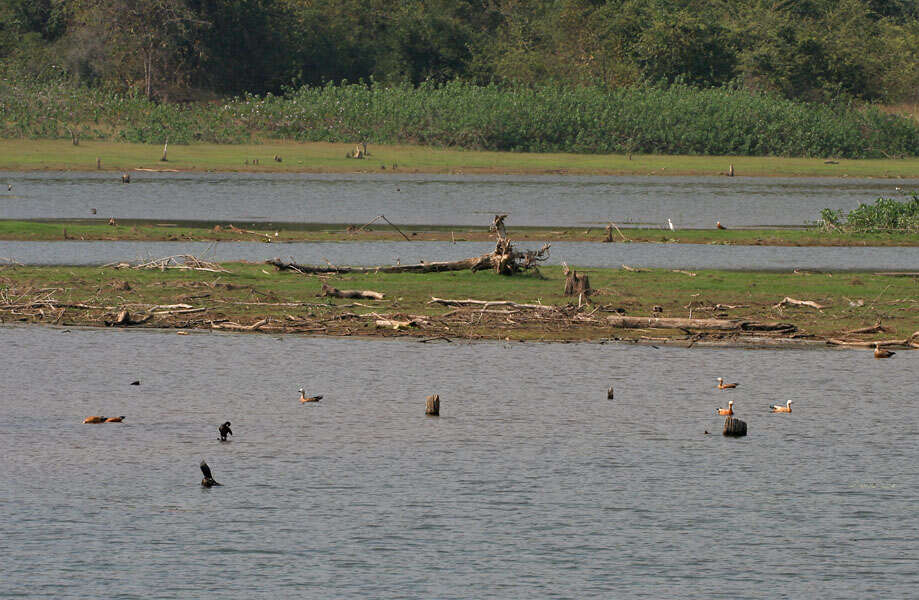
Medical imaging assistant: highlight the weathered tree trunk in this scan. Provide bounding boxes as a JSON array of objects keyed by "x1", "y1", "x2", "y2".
[
  {"x1": 606, "y1": 315, "x2": 796, "y2": 332},
  {"x1": 425, "y1": 394, "x2": 440, "y2": 416},
  {"x1": 319, "y1": 283, "x2": 384, "y2": 300},
  {"x1": 564, "y1": 270, "x2": 590, "y2": 296},
  {"x1": 723, "y1": 416, "x2": 747, "y2": 437}
]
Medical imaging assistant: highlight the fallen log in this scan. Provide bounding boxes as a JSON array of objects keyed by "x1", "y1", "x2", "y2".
[
  {"x1": 375, "y1": 318, "x2": 419, "y2": 330},
  {"x1": 428, "y1": 297, "x2": 557, "y2": 311},
  {"x1": 606, "y1": 315, "x2": 796, "y2": 332},
  {"x1": 267, "y1": 256, "x2": 492, "y2": 274},
  {"x1": 842, "y1": 321, "x2": 891, "y2": 335},
  {"x1": 774, "y1": 297, "x2": 828, "y2": 310},
  {"x1": 211, "y1": 317, "x2": 269, "y2": 331},
  {"x1": 827, "y1": 332, "x2": 919, "y2": 348},
  {"x1": 319, "y1": 283, "x2": 384, "y2": 300},
  {"x1": 105, "y1": 309, "x2": 153, "y2": 327}
]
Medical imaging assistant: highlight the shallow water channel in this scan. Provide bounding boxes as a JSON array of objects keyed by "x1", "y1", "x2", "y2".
[
  {"x1": 2, "y1": 327, "x2": 917, "y2": 598},
  {"x1": 3, "y1": 239, "x2": 919, "y2": 271},
  {"x1": 2, "y1": 171, "x2": 915, "y2": 228}
]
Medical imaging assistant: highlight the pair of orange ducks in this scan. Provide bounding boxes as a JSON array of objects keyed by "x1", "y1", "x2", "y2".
[
  {"x1": 715, "y1": 378, "x2": 793, "y2": 415},
  {"x1": 82, "y1": 416, "x2": 125, "y2": 423}
]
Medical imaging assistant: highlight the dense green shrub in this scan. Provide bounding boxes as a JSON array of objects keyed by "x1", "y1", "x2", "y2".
[
  {"x1": 822, "y1": 197, "x2": 919, "y2": 232},
  {"x1": 3, "y1": 78, "x2": 919, "y2": 158}
]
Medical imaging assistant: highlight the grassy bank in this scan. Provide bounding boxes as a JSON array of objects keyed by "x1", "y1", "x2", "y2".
[
  {"x1": 2, "y1": 263, "x2": 917, "y2": 345},
  {"x1": 2, "y1": 219, "x2": 919, "y2": 247},
  {"x1": 5, "y1": 140, "x2": 919, "y2": 177}
]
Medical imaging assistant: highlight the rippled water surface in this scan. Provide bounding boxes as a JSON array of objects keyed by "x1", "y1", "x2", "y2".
[
  {"x1": 3, "y1": 239, "x2": 919, "y2": 271},
  {"x1": 2, "y1": 327, "x2": 917, "y2": 598},
  {"x1": 2, "y1": 171, "x2": 915, "y2": 227}
]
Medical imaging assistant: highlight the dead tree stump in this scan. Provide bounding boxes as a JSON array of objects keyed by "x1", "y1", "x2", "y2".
[
  {"x1": 723, "y1": 416, "x2": 747, "y2": 437},
  {"x1": 425, "y1": 394, "x2": 440, "y2": 416},
  {"x1": 564, "y1": 270, "x2": 591, "y2": 297}
]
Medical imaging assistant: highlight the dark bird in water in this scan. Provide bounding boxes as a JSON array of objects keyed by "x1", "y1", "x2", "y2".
[
  {"x1": 105, "y1": 416, "x2": 126, "y2": 423},
  {"x1": 200, "y1": 460, "x2": 221, "y2": 487},
  {"x1": 130, "y1": 380, "x2": 140, "y2": 385},
  {"x1": 218, "y1": 421, "x2": 233, "y2": 441},
  {"x1": 607, "y1": 386, "x2": 614, "y2": 399}
]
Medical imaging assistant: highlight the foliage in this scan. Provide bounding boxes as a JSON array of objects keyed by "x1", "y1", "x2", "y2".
[
  {"x1": 2, "y1": 78, "x2": 919, "y2": 157},
  {"x1": 822, "y1": 196, "x2": 919, "y2": 232},
  {"x1": 3, "y1": 0, "x2": 919, "y2": 104}
]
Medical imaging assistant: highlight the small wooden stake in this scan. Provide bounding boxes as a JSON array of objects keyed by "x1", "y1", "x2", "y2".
[
  {"x1": 161, "y1": 138, "x2": 168, "y2": 162},
  {"x1": 96, "y1": 157, "x2": 101, "y2": 170},
  {"x1": 425, "y1": 394, "x2": 440, "y2": 416}
]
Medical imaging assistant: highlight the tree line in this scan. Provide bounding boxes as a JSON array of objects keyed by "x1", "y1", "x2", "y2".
[{"x1": 2, "y1": 0, "x2": 919, "y2": 104}]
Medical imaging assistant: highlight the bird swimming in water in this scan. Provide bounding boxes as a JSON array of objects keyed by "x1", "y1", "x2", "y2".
[
  {"x1": 200, "y1": 460, "x2": 221, "y2": 487},
  {"x1": 130, "y1": 380, "x2": 140, "y2": 386},
  {"x1": 105, "y1": 416, "x2": 125, "y2": 423},
  {"x1": 874, "y1": 342, "x2": 895, "y2": 359},
  {"x1": 770, "y1": 400, "x2": 792, "y2": 413},
  {"x1": 7, "y1": 184, "x2": 11, "y2": 191},
  {"x1": 218, "y1": 421, "x2": 232, "y2": 441},
  {"x1": 607, "y1": 385, "x2": 614, "y2": 399},
  {"x1": 717, "y1": 377, "x2": 738, "y2": 390},
  {"x1": 716, "y1": 400, "x2": 734, "y2": 416},
  {"x1": 668, "y1": 218, "x2": 675, "y2": 231},
  {"x1": 299, "y1": 388, "x2": 322, "y2": 403},
  {"x1": 83, "y1": 416, "x2": 107, "y2": 424}
]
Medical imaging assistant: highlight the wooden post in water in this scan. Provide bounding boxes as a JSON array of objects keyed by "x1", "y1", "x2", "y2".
[
  {"x1": 425, "y1": 394, "x2": 440, "y2": 416},
  {"x1": 723, "y1": 416, "x2": 747, "y2": 437}
]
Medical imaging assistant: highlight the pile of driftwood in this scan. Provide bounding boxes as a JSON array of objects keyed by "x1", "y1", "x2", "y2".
[
  {"x1": 267, "y1": 215, "x2": 550, "y2": 276},
  {"x1": 106, "y1": 255, "x2": 229, "y2": 273}
]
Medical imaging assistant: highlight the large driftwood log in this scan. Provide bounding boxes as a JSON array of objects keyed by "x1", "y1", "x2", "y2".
[
  {"x1": 827, "y1": 332, "x2": 919, "y2": 348},
  {"x1": 606, "y1": 315, "x2": 796, "y2": 332},
  {"x1": 774, "y1": 297, "x2": 828, "y2": 309},
  {"x1": 320, "y1": 283, "x2": 384, "y2": 300},
  {"x1": 428, "y1": 297, "x2": 557, "y2": 311}
]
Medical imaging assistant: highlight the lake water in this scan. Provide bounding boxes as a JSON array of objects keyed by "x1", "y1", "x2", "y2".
[
  {"x1": 1, "y1": 326, "x2": 917, "y2": 598},
  {"x1": 3, "y1": 239, "x2": 919, "y2": 271},
  {"x1": 2, "y1": 171, "x2": 916, "y2": 228}
]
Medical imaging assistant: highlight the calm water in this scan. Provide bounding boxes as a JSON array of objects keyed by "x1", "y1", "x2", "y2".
[
  {"x1": 2, "y1": 171, "x2": 916, "y2": 227},
  {"x1": 2, "y1": 239, "x2": 919, "y2": 271},
  {"x1": 1, "y1": 327, "x2": 917, "y2": 598}
]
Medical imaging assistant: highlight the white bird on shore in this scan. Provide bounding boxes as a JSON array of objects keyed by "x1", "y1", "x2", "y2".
[{"x1": 668, "y1": 218, "x2": 675, "y2": 231}]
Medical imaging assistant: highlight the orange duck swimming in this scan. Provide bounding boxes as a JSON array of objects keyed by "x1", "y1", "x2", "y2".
[
  {"x1": 874, "y1": 342, "x2": 896, "y2": 359},
  {"x1": 770, "y1": 400, "x2": 792, "y2": 413},
  {"x1": 717, "y1": 377, "x2": 738, "y2": 390},
  {"x1": 82, "y1": 416, "x2": 106, "y2": 424},
  {"x1": 105, "y1": 416, "x2": 125, "y2": 423},
  {"x1": 299, "y1": 388, "x2": 322, "y2": 403}
]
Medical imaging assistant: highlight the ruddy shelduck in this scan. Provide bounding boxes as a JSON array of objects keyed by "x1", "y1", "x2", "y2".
[
  {"x1": 299, "y1": 388, "x2": 322, "y2": 403},
  {"x1": 770, "y1": 400, "x2": 792, "y2": 413},
  {"x1": 82, "y1": 416, "x2": 106, "y2": 424},
  {"x1": 104, "y1": 416, "x2": 125, "y2": 423},
  {"x1": 716, "y1": 221, "x2": 727, "y2": 230},
  {"x1": 716, "y1": 400, "x2": 734, "y2": 416},
  {"x1": 874, "y1": 342, "x2": 896, "y2": 359},
  {"x1": 717, "y1": 377, "x2": 738, "y2": 390}
]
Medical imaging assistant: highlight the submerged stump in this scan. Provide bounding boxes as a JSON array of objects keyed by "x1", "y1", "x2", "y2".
[
  {"x1": 723, "y1": 416, "x2": 747, "y2": 437},
  {"x1": 425, "y1": 394, "x2": 440, "y2": 416}
]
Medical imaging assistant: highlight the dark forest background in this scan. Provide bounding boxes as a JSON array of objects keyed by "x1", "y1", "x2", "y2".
[{"x1": 2, "y1": 0, "x2": 918, "y2": 104}]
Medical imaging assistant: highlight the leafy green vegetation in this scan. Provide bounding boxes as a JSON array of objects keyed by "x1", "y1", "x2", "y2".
[
  {"x1": 822, "y1": 196, "x2": 919, "y2": 232},
  {"x1": 3, "y1": 80, "x2": 919, "y2": 158}
]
